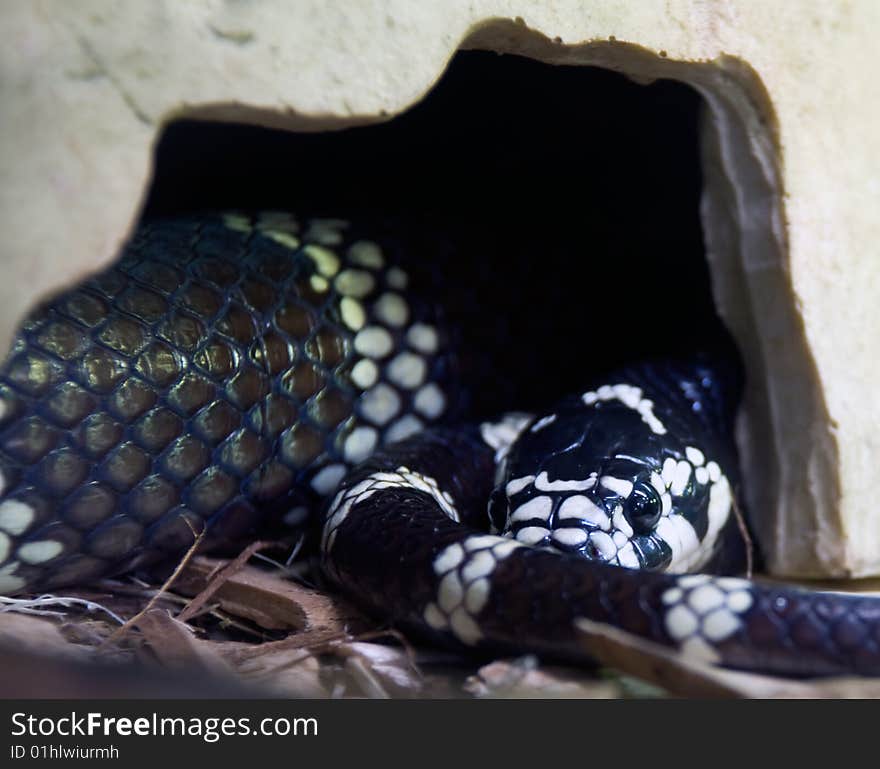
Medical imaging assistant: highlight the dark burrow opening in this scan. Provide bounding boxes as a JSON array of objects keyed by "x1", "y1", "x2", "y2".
[
  {"x1": 0, "y1": 50, "x2": 757, "y2": 674},
  {"x1": 144, "y1": 49, "x2": 734, "y2": 422}
]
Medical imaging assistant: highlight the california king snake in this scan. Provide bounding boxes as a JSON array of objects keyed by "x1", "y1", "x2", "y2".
[{"x1": 1, "y1": 212, "x2": 879, "y2": 679}]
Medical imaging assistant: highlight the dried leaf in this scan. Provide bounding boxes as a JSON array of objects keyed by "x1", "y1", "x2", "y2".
[
  {"x1": 335, "y1": 641, "x2": 424, "y2": 694},
  {"x1": 176, "y1": 542, "x2": 274, "y2": 623},
  {"x1": 344, "y1": 655, "x2": 391, "y2": 698},
  {"x1": 211, "y1": 638, "x2": 328, "y2": 697},
  {"x1": 466, "y1": 656, "x2": 620, "y2": 698},
  {"x1": 131, "y1": 607, "x2": 236, "y2": 678},
  {"x1": 173, "y1": 555, "x2": 368, "y2": 636}
]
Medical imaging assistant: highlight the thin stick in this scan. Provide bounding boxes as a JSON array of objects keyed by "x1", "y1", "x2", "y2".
[
  {"x1": 97, "y1": 521, "x2": 206, "y2": 651},
  {"x1": 731, "y1": 489, "x2": 754, "y2": 578},
  {"x1": 176, "y1": 540, "x2": 273, "y2": 623}
]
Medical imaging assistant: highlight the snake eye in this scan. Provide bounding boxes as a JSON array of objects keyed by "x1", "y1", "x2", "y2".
[{"x1": 623, "y1": 483, "x2": 662, "y2": 534}]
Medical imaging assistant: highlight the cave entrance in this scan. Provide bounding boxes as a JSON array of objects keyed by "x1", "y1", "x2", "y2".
[{"x1": 144, "y1": 50, "x2": 732, "y2": 419}]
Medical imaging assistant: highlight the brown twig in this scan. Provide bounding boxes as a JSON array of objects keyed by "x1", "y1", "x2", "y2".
[
  {"x1": 177, "y1": 540, "x2": 275, "y2": 623},
  {"x1": 731, "y1": 488, "x2": 754, "y2": 578},
  {"x1": 96, "y1": 522, "x2": 206, "y2": 651}
]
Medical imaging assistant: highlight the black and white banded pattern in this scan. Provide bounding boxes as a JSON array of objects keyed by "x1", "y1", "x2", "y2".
[{"x1": 321, "y1": 363, "x2": 880, "y2": 677}]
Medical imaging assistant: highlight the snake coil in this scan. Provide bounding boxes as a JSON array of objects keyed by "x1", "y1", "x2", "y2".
[{"x1": 1, "y1": 212, "x2": 879, "y2": 678}]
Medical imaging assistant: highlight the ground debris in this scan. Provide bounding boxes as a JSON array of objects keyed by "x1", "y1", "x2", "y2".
[
  {"x1": 466, "y1": 656, "x2": 622, "y2": 698},
  {"x1": 171, "y1": 555, "x2": 369, "y2": 641},
  {"x1": 4, "y1": 550, "x2": 880, "y2": 698}
]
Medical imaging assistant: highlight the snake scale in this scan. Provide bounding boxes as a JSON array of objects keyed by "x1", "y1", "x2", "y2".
[{"x1": 1, "y1": 211, "x2": 879, "y2": 679}]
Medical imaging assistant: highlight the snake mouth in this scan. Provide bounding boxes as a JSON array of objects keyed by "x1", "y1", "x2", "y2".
[{"x1": 500, "y1": 479, "x2": 678, "y2": 572}]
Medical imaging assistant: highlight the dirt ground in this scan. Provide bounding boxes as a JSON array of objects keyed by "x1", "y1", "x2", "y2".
[{"x1": 3, "y1": 542, "x2": 880, "y2": 699}]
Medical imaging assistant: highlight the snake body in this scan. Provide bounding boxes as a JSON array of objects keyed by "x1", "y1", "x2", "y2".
[
  {"x1": 0, "y1": 213, "x2": 459, "y2": 592},
  {"x1": 1, "y1": 212, "x2": 880, "y2": 678}
]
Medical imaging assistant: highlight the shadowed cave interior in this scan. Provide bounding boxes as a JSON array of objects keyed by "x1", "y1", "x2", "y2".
[{"x1": 143, "y1": 49, "x2": 736, "y2": 422}]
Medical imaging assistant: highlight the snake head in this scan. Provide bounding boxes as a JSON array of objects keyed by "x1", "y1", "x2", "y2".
[{"x1": 489, "y1": 382, "x2": 735, "y2": 573}]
